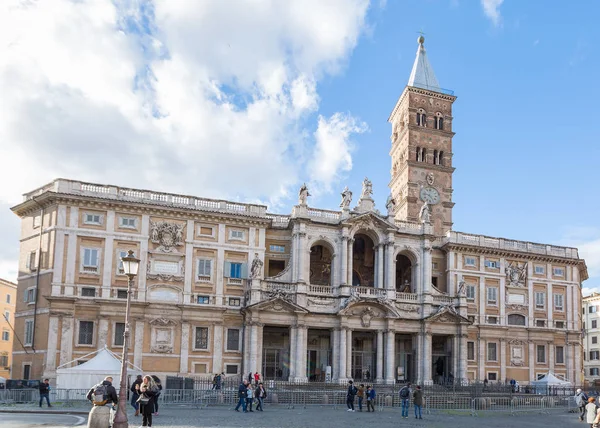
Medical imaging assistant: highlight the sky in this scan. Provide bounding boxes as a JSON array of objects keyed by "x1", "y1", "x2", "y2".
[{"x1": 0, "y1": 0, "x2": 599, "y2": 293}]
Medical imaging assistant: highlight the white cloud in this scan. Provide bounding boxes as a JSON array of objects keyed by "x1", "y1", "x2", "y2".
[
  {"x1": 0, "y1": 0, "x2": 372, "y2": 280},
  {"x1": 560, "y1": 227, "x2": 600, "y2": 295},
  {"x1": 481, "y1": 0, "x2": 504, "y2": 26}
]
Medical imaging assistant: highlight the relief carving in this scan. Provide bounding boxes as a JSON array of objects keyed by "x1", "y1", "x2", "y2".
[
  {"x1": 150, "y1": 221, "x2": 184, "y2": 252},
  {"x1": 505, "y1": 262, "x2": 527, "y2": 287}
]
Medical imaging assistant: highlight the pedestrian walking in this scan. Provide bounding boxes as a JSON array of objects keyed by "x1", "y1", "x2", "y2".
[
  {"x1": 246, "y1": 383, "x2": 254, "y2": 412},
  {"x1": 357, "y1": 384, "x2": 365, "y2": 412},
  {"x1": 248, "y1": 372, "x2": 253, "y2": 385},
  {"x1": 576, "y1": 389, "x2": 589, "y2": 422},
  {"x1": 587, "y1": 397, "x2": 598, "y2": 427},
  {"x1": 212, "y1": 374, "x2": 218, "y2": 390},
  {"x1": 399, "y1": 382, "x2": 411, "y2": 418},
  {"x1": 254, "y1": 372, "x2": 260, "y2": 384},
  {"x1": 366, "y1": 385, "x2": 376, "y2": 412},
  {"x1": 255, "y1": 382, "x2": 267, "y2": 411},
  {"x1": 138, "y1": 375, "x2": 159, "y2": 428},
  {"x1": 413, "y1": 385, "x2": 423, "y2": 420},
  {"x1": 86, "y1": 376, "x2": 119, "y2": 428},
  {"x1": 216, "y1": 373, "x2": 223, "y2": 390},
  {"x1": 39, "y1": 379, "x2": 52, "y2": 408},
  {"x1": 150, "y1": 375, "x2": 162, "y2": 416},
  {"x1": 346, "y1": 380, "x2": 357, "y2": 412},
  {"x1": 130, "y1": 375, "x2": 143, "y2": 417},
  {"x1": 235, "y1": 380, "x2": 248, "y2": 412}
]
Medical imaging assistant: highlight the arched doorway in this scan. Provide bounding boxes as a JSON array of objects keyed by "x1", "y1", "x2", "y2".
[
  {"x1": 396, "y1": 254, "x2": 413, "y2": 292},
  {"x1": 352, "y1": 234, "x2": 375, "y2": 287},
  {"x1": 309, "y1": 243, "x2": 333, "y2": 286}
]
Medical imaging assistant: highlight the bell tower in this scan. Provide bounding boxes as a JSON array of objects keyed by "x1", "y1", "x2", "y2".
[{"x1": 388, "y1": 36, "x2": 456, "y2": 236}]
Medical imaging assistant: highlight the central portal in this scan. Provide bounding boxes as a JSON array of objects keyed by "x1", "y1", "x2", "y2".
[
  {"x1": 262, "y1": 326, "x2": 290, "y2": 380},
  {"x1": 351, "y1": 331, "x2": 376, "y2": 382}
]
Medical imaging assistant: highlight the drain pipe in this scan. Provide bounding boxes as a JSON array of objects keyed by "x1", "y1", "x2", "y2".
[{"x1": 30, "y1": 197, "x2": 45, "y2": 354}]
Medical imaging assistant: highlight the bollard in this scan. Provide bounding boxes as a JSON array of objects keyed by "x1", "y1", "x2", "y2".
[{"x1": 86, "y1": 405, "x2": 112, "y2": 428}]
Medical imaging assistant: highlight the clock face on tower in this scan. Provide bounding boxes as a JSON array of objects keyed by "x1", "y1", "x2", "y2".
[{"x1": 420, "y1": 187, "x2": 440, "y2": 204}]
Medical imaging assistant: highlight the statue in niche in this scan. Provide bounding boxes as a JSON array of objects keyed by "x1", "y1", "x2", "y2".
[
  {"x1": 340, "y1": 186, "x2": 352, "y2": 209},
  {"x1": 419, "y1": 201, "x2": 431, "y2": 224},
  {"x1": 360, "y1": 177, "x2": 373, "y2": 199},
  {"x1": 298, "y1": 183, "x2": 310, "y2": 206},
  {"x1": 457, "y1": 280, "x2": 466, "y2": 296},
  {"x1": 250, "y1": 253, "x2": 264, "y2": 279}
]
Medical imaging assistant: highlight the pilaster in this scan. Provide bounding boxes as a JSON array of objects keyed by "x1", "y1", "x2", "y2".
[
  {"x1": 332, "y1": 328, "x2": 340, "y2": 381},
  {"x1": 385, "y1": 329, "x2": 395, "y2": 384},
  {"x1": 376, "y1": 330, "x2": 384, "y2": 383},
  {"x1": 385, "y1": 237, "x2": 395, "y2": 290},
  {"x1": 376, "y1": 245, "x2": 384, "y2": 289},
  {"x1": 59, "y1": 317, "x2": 74, "y2": 366},
  {"x1": 44, "y1": 316, "x2": 59, "y2": 378},
  {"x1": 184, "y1": 220, "x2": 194, "y2": 300},
  {"x1": 346, "y1": 328, "x2": 353, "y2": 379},
  {"x1": 133, "y1": 320, "x2": 144, "y2": 369},
  {"x1": 340, "y1": 235, "x2": 348, "y2": 286},
  {"x1": 180, "y1": 323, "x2": 190, "y2": 373},
  {"x1": 423, "y1": 331, "x2": 432, "y2": 385},
  {"x1": 548, "y1": 341, "x2": 554, "y2": 374},
  {"x1": 339, "y1": 327, "x2": 347, "y2": 382},
  {"x1": 97, "y1": 318, "x2": 109, "y2": 349},
  {"x1": 139, "y1": 215, "x2": 150, "y2": 296},
  {"x1": 102, "y1": 210, "x2": 114, "y2": 298},
  {"x1": 347, "y1": 239, "x2": 354, "y2": 285},
  {"x1": 289, "y1": 326, "x2": 297, "y2": 380},
  {"x1": 500, "y1": 338, "x2": 506, "y2": 382},
  {"x1": 294, "y1": 323, "x2": 308, "y2": 382},
  {"x1": 528, "y1": 341, "x2": 535, "y2": 382}
]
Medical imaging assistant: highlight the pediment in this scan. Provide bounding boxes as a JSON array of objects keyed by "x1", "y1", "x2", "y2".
[
  {"x1": 344, "y1": 212, "x2": 395, "y2": 230},
  {"x1": 426, "y1": 305, "x2": 471, "y2": 324},
  {"x1": 247, "y1": 297, "x2": 308, "y2": 314},
  {"x1": 338, "y1": 298, "x2": 400, "y2": 319}
]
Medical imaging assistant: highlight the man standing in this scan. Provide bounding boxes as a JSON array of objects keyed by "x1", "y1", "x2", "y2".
[
  {"x1": 255, "y1": 382, "x2": 267, "y2": 411},
  {"x1": 399, "y1": 382, "x2": 411, "y2": 419},
  {"x1": 575, "y1": 388, "x2": 589, "y2": 422},
  {"x1": 39, "y1": 379, "x2": 51, "y2": 408},
  {"x1": 346, "y1": 380, "x2": 357, "y2": 412},
  {"x1": 130, "y1": 374, "x2": 143, "y2": 416},
  {"x1": 413, "y1": 385, "x2": 423, "y2": 420},
  {"x1": 86, "y1": 376, "x2": 119, "y2": 427},
  {"x1": 235, "y1": 380, "x2": 248, "y2": 413}
]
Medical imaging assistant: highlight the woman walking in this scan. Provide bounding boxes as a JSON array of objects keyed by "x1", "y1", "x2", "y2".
[
  {"x1": 151, "y1": 375, "x2": 162, "y2": 416},
  {"x1": 138, "y1": 375, "x2": 159, "y2": 427}
]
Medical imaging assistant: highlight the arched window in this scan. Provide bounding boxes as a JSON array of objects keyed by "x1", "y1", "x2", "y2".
[
  {"x1": 416, "y1": 147, "x2": 421, "y2": 162},
  {"x1": 417, "y1": 109, "x2": 427, "y2": 127},
  {"x1": 434, "y1": 113, "x2": 444, "y2": 130},
  {"x1": 439, "y1": 151, "x2": 444, "y2": 166},
  {"x1": 507, "y1": 314, "x2": 526, "y2": 326},
  {"x1": 421, "y1": 148, "x2": 427, "y2": 163},
  {"x1": 433, "y1": 150, "x2": 439, "y2": 165},
  {"x1": 438, "y1": 117, "x2": 444, "y2": 130}
]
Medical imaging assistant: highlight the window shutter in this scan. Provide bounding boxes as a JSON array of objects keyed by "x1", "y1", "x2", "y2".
[
  {"x1": 224, "y1": 261, "x2": 231, "y2": 278},
  {"x1": 241, "y1": 263, "x2": 248, "y2": 279},
  {"x1": 206, "y1": 259, "x2": 212, "y2": 275}
]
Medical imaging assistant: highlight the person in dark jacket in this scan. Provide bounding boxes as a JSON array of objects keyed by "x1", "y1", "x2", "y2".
[
  {"x1": 130, "y1": 374, "x2": 143, "y2": 416},
  {"x1": 39, "y1": 379, "x2": 51, "y2": 408},
  {"x1": 138, "y1": 375, "x2": 159, "y2": 427},
  {"x1": 366, "y1": 385, "x2": 376, "y2": 412},
  {"x1": 413, "y1": 385, "x2": 424, "y2": 419},
  {"x1": 235, "y1": 380, "x2": 249, "y2": 412},
  {"x1": 86, "y1": 376, "x2": 119, "y2": 427},
  {"x1": 150, "y1": 375, "x2": 162, "y2": 416},
  {"x1": 255, "y1": 382, "x2": 267, "y2": 411},
  {"x1": 346, "y1": 380, "x2": 357, "y2": 412}
]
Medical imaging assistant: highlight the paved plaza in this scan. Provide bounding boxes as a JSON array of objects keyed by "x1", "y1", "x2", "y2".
[{"x1": 0, "y1": 406, "x2": 587, "y2": 427}]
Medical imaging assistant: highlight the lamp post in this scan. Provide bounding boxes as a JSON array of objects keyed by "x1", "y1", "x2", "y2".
[{"x1": 113, "y1": 250, "x2": 140, "y2": 428}]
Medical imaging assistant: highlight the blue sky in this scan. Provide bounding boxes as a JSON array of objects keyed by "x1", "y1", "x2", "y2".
[{"x1": 0, "y1": 0, "x2": 598, "y2": 291}]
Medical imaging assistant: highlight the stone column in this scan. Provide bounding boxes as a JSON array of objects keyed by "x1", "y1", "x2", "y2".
[
  {"x1": 415, "y1": 333, "x2": 424, "y2": 383},
  {"x1": 250, "y1": 323, "x2": 259, "y2": 374},
  {"x1": 340, "y1": 237, "x2": 348, "y2": 286},
  {"x1": 295, "y1": 325, "x2": 308, "y2": 381},
  {"x1": 139, "y1": 215, "x2": 150, "y2": 298},
  {"x1": 500, "y1": 338, "x2": 506, "y2": 382},
  {"x1": 376, "y1": 330, "x2": 384, "y2": 383},
  {"x1": 97, "y1": 318, "x2": 109, "y2": 349},
  {"x1": 478, "y1": 339, "x2": 485, "y2": 381},
  {"x1": 289, "y1": 326, "x2": 297, "y2": 380},
  {"x1": 377, "y1": 245, "x2": 384, "y2": 289},
  {"x1": 101, "y1": 210, "x2": 115, "y2": 298},
  {"x1": 332, "y1": 329, "x2": 340, "y2": 381},
  {"x1": 133, "y1": 320, "x2": 144, "y2": 369},
  {"x1": 385, "y1": 240, "x2": 395, "y2": 290},
  {"x1": 575, "y1": 342, "x2": 583, "y2": 385},
  {"x1": 423, "y1": 332, "x2": 432, "y2": 385},
  {"x1": 459, "y1": 333, "x2": 468, "y2": 383},
  {"x1": 339, "y1": 327, "x2": 347, "y2": 382},
  {"x1": 422, "y1": 245, "x2": 432, "y2": 294},
  {"x1": 52, "y1": 206, "x2": 67, "y2": 295},
  {"x1": 45, "y1": 316, "x2": 59, "y2": 378},
  {"x1": 59, "y1": 317, "x2": 74, "y2": 366},
  {"x1": 528, "y1": 341, "x2": 535, "y2": 382},
  {"x1": 347, "y1": 239, "x2": 354, "y2": 285},
  {"x1": 548, "y1": 341, "x2": 555, "y2": 374},
  {"x1": 211, "y1": 324, "x2": 223, "y2": 374},
  {"x1": 547, "y1": 283, "x2": 554, "y2": 324},
  {"x1": 291, "y1": 232, "x2": 298, "y2": 282},
  {"x1": 180, "y1": 323, "x2": 190, "y2": 374},
  {"x1": 385, "y1": 330, "x2": 395, "y2": 384},
  {"x1": 452, "y1": 336, "x2": 459, "y2": 380},
  {"x1": 346, "y1": 328, "x2": 353, "y2": 379}
]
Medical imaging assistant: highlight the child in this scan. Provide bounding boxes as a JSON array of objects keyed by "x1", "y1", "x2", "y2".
[{"x1": 587, "y1": 397, "x2": 597, "y2": 428}]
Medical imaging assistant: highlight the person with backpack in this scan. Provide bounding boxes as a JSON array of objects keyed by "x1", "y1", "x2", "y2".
[
  {"x1": 86, "y1": 376, "x2": 119, "y2": 428},
  {"x1": 413, "y1": 385, "x2": 424, "y2": 420},
  {"x1": 399, "y1": 382, "x2": 411, "y2": 418},
  {"x1": 576, "y1": 388, "x2": 590, "y2": 422},
  {"x1": 150, "y1": 375, "x2": 162, "y2": 416},
  {"x1": 366, "y1": 385, "x2": 376, "y2": 412},
  {"x1": 138, "y1": 375, "x2": 159, "y2": 427},
  {"x1": 346, "y1": 380, "x2": 357, "y2": 412},
  {"x1": 130, "y1": 375, "x2": 143, "y2": 416}
]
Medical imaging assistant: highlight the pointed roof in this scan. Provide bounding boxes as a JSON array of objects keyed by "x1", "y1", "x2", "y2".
[{"x1": 407, "y1": 36, "x2": 441, "y2": 92}]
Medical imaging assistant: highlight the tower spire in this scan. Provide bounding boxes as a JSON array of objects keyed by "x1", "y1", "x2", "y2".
[{"x1": 407, "y1": 36, "x2": 441, "y2": 92}]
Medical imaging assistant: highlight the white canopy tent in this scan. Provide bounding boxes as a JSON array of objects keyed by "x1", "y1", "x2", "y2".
[
  {"x1": 530, "y1": 372, "x2": 572, "y2": 395},
  {"x1": 0, "y1": 376, "x2": 6, "y2": 384},
  {"x1": 56, "y1": 348, "x2": 142, "y2": 390}
]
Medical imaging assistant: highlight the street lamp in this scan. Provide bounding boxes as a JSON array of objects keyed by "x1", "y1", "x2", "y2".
[{"x1": 113, "y1": 250, "x2": 140, "y2": 428}]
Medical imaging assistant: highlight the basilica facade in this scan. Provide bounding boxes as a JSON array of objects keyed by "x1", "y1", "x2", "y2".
[{"x1": 11, "y1": 38, "x2": 587, "y2": 386}]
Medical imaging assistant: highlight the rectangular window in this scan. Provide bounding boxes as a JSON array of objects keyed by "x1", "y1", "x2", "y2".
[
  {"x1": 488, "y1": 372, "x2": 497, "y2": 381},
  {"x1": 6, "y1": 294, "x2": 11, "y2": 304},
  {"x1": 228, "y1": 297, "x2": 241, "y2": 306},
  {"x1": 230, "y1": 262, "x2": 242, "y2": 279},
  {"x1": 555, "y1": 321, "x2": 565, "y2": 329},
  {"x1": 591, "y1": 306, "x2": 598, "y2": 314},
  {"x1": 226, "y1": 364, "x2": 239, "y2": 374},
  {"x1": 556, "y1": 346, "x2": 565, "y2": 364},
  {"x1": 117, "y1": 290, "x2": 128, "y2": 299},
  {"x1": 535, "y1": 292, "x2": 545, "y2": 309},
  {"x1": 26, "y1": 251, "x2": 37, "y2": 271},
  {"x1": 197, "y1": 259, "x2": 213, "y2": 281},
  {"x1": 196, "y1": 295, "x2": 210, "y2": 304},
  {"x1": 467, "y1": 341, "x2": 475, "y2": 361},
  {"x1": 198, "y1": 226, "x2": 214, "y2": 237},
  {"x1": 230, "y1": 230, "x2": 245, "y2": 240},
  {"x1": 33, "y1": 215, "x2": 41, "y2": 228},
  {"x1": 24, "y1": 288, "x2": 36, "y2": 304},
  {"x1": 114, "y1": 322, "x2": 125, "y2": 347},
  {"x1": 591, "y1": 351, "x2": 600, "y2": 360},
  {"x1": 269, "y1": 244, "x2": 285, "y2": 253},
  {"x1": 2, "y1": 331, "x2": 9, "y2": 341},
  {"x1": 4, "y1": 311, "x2": 10, "y2": 321},
  {"x1": 84, "y1": 213, "x2": 102, "y2": 225},
  {"x1": 484, "y1": 260, "x2": 499, "y2": 269},
  {"x1": 593, "y1": 337, "x2": 598, "y2": 344},
  {"x1": 195, "y1": 327, "x2": 208, "y2": 350},
  {"x1": 554, "y1": 294, "x2": 564, "y2": 311},
  {"x1": 24, "y1": 320, "x2": 34, "y2": 346},
  {"x1": 487, "y1": 287, "x2": 498, "y2": 305},
  {"x1": 0, "y1": 355, "x2": 7, "y2": 366},
  {"x1": 467, "y1": 315, "x2": 475, "y2": 324},
  {"x1": 23, "y1": 364, "x2": 31, "y2": 380},
  {"x1": 466, "y1": 285, "x2": 476, "y2": 300},
  {"x1": 487, "y1": 342, "x2": 497, "y2": 361},
  {"x1": 487, "y1": 316, "x2": 498, "y2": 325},
  {"x1": 78, "y1": 321, "x2": 94, "y2": 345},
  {"x1": 553, "y1": 267, "x2": 565, "y2": 277},
  {"x1": 537, "y1": 345, "x2": 546, "y2": 363},
  {"x1": 465, "y1": 257, "x2": 476, "y2": 267},
  {"x1": 592, "y1": 368, "x2": 599, "y2": 376},
  {"x1": 117, "y1": 250, "x2": 128, "y2": 275},
  {"x1": 536, "y1": 320, "x2": 546, "y2": 327},
  {"x1": 81, "y1": 287, "x2": 96, "y2": 297},
  {"x1": 82, "y1": 248, "x2": 100, "y2": 273},
  {"x1": 535, "y1": 265, "x2": 545, "y2": 275},
  {"x1": 119, "y1": 217, "x2": 136, "y2": 229},
  {"x1": 226, "y1": 329, "x2": 240, "y2": 351},
  {"x1": 593, "y1": 320, "x2": 597, "y2": 329}
]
